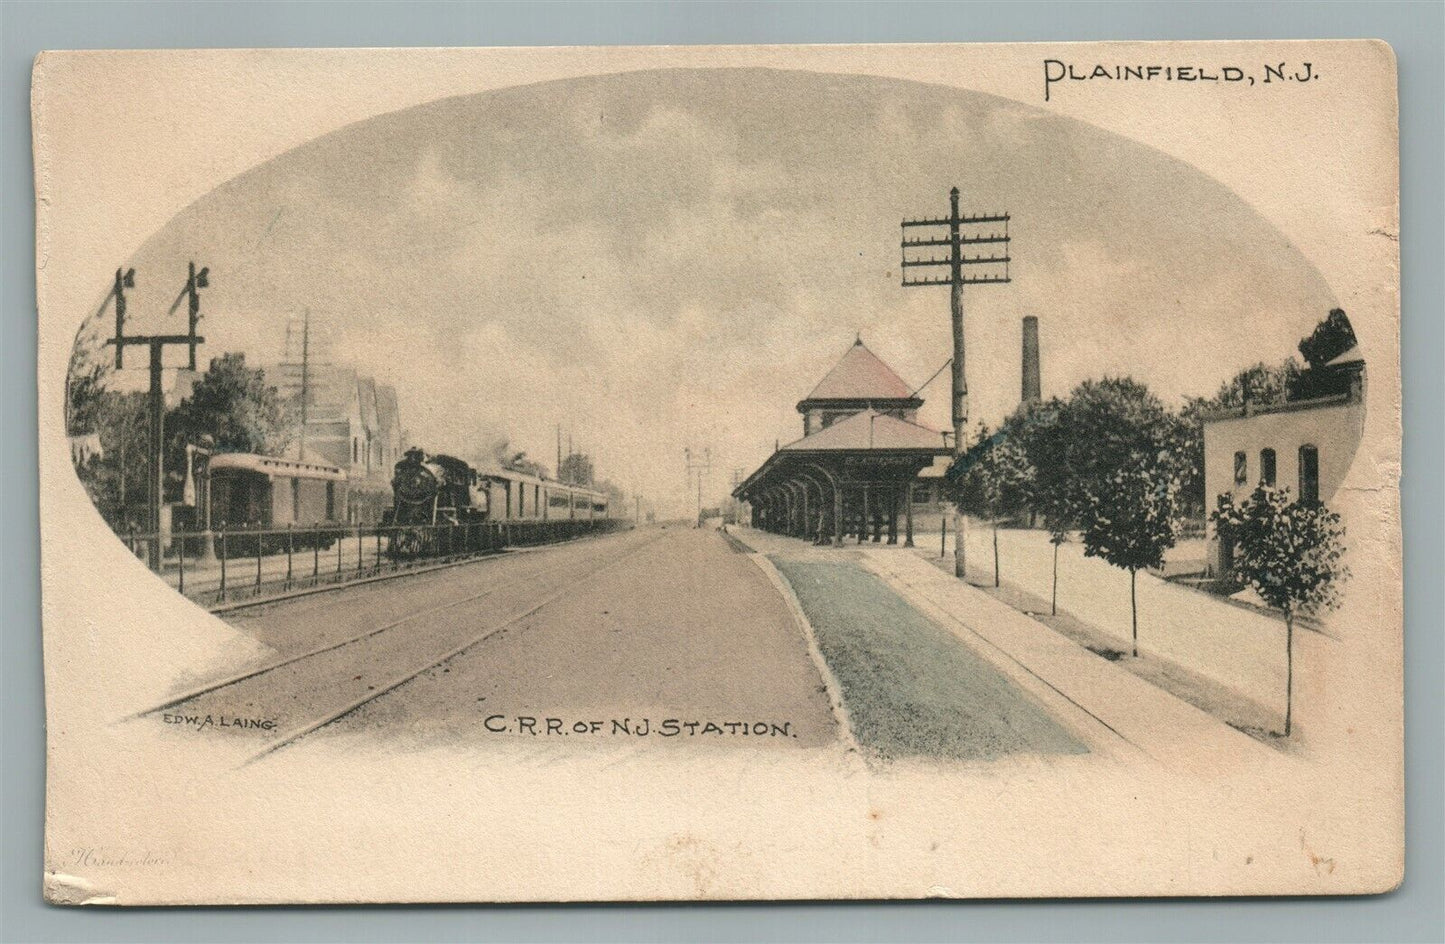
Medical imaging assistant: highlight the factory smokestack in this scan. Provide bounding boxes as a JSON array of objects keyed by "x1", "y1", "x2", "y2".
[{"x1": 1021, "y1": 316, "x2": 1041, "y2": 405}]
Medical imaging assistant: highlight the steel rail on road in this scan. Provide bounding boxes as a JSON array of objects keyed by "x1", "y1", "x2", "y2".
[
  {"x1": 126, "y1": 529, "x2": 668, "y2": 767},
  {"x1": 242, "y1": 530, "x2": 668, "y2": 766},
  {"x1": 126, "y1": 558, "x2": 568, "y2": 721}
]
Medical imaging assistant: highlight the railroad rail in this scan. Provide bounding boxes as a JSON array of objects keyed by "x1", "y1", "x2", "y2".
[{"x1": 130, "y1": 528, "x2": 666, "y2": 766}]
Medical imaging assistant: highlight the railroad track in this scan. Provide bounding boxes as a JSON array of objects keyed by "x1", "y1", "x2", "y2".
[{"x1": 132, "y1": 529, "x2": 667, "y2": 766}]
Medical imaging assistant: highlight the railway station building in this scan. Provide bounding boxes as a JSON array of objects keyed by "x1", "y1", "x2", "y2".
[{"x1": 733, "y1": 338, "x2": 950, "y2": 546}]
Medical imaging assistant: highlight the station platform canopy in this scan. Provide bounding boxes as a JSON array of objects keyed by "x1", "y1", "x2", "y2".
[{"x1": 733, "y1": 338, "x2": 949, "y2": 547}]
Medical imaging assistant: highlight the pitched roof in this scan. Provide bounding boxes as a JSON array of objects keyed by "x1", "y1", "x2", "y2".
[
  {"x1": 357, "y1": 376, "x2": 378, "y2": 431},
  {"x1": 803, "y1": 338, "x2": 915, "y2": 402},
  {"x1": 374, "y1": 384, "x2": 399, "y2": 437},
  {"x1": 780, "y1": 409, "x2": 947, "y2": 453},
  {"x1": 296, "y1": 364, "x2": 357, "y2": 416},
  {"x1": 1323, "y1": 344, "x2": 1363, "y2": 367}
]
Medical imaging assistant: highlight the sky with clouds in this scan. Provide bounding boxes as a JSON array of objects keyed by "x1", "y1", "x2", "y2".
[{"x1": 73, "y1": 68, "x2": 1338, "y2": 515}]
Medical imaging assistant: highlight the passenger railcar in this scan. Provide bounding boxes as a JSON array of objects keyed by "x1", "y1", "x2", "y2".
[
  {"x1": 475, "y1": 467, "x2": 608, "y2": 522},
  {"x1": 208, "y1": 453, "x2": 348, "y2": 551}
]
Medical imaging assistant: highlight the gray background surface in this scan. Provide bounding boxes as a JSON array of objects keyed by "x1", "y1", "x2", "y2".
[{"x1": 2, "y1": 2, "x2": 1440, "y2": 941}]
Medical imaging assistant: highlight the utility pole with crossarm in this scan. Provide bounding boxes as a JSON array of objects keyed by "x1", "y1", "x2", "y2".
[
  {"x1": 684, "y1": 447, "x2": 712, "y2": 528},
  {"x1": 901, "y1": 187, "x2": 1011, "y2": 579}
]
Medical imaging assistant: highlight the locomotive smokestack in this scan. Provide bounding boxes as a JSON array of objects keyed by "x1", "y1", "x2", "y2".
[{"x1": 1021, "y1": 316, "x2": 1041, "y2": 405}]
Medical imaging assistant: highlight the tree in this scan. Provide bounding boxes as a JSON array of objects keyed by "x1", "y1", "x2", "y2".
[
  {"x1": 954, "y1": 418, "x2": 1035, "y2": 587},
  {"x1": 1010, "y1": 399, "x2": 1076, "y2": 614},
  {"x1": 1294, "y1": 309, "x2": 1360, "y2": 400},
  {"x1": 558, "y1": 452, "x2": 595, "y2": 486},
  {"x1": 1031, "y1": 378, "x2": 1180, "y2": 656},
  {"x1": 1077, "y1": 464, "x2": 1178, "y2": 657},
  {"x1": 1169, "y1": 397, "x2": 1210, "y2": 521},
  {"x1": 76, "y1": 390, "x2": 150, "y2": 530},
  {"x1": 66, "y1": 358, "x2": 110, "y2": 437},
  {"x1": 1207, "y1": 359, "x2": 1305, "y2": 409},
  {"x1": 1047, "y1": 527, "x2": 1068, "y2": 617},
  {"x1": 167, "y1": 353, "x2": 294, "y2": 456},
  {"x1": 1211, "y1": 486, "x2": 1348, "y2": 736},
  {"x1": 1297, "y1": 308, "x2": 1357, "y2": 368}
]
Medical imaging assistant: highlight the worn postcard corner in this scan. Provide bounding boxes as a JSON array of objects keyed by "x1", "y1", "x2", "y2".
[{"x1": 35, "y1": 40, "x2": 1402, "y2": 904}]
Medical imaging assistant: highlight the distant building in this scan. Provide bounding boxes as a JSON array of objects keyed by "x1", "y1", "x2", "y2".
[
  {"x1": 265, "y1": 360, "x2": 405, "y2": 524},
  {"x1": 1203, "y1": 345, "x2": 1365, "y2": 576}
]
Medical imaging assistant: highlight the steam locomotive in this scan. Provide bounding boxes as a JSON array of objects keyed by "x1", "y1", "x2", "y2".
[{"x1": 384, "y1": 447, "x2": 609, "y2": 558}]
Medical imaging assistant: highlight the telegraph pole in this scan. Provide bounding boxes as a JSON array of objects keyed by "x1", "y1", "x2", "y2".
[
  {"x1": 106, "y1": 263, "x2": 208, "y2": 571},
  {"x1": 298, "y1": 309, "x2": 310, "y2": 460},
  {"x1": 901, "y1": 187, "x2": 1011, "y2": 579},
  {"x1": 684, "y1": 447, "x2": 712, "y2": 527},
  {"x1": 279, "y1": 309, "x2": 315, "y2": 461}
]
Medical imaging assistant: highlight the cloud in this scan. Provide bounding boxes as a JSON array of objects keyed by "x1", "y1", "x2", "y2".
[{"x1": 80, "y1": 69, "x2": 1338, "y2": 515}]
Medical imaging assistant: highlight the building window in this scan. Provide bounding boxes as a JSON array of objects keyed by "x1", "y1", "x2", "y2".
[
  {"x1": 1233, "y1": 451, "x2": 1248, "y2": 486},
  {"x1": 353, "y1": 437, "x2": 359, "y2": 463},
  {"x1": 1259, "y1": 448, "x2": 1277, "y2": 486},
  {"x1": 325, "y1": 481, "x2": 335, "y2": 520},
  {"x1": 1299, "y1": 445, "x2": 1320, "y2": 503},
  {"x1": 291, "y1": 477, "x2": 300, "y2": 522}
]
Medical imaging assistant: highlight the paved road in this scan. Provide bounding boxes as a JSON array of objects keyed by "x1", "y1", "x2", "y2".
[
  {"x1": 144, "y1": 523, "x2": 1109, "y2": 766},
  {"x1": 148, "y1": 525, "x2": 839, "y2": 757}
]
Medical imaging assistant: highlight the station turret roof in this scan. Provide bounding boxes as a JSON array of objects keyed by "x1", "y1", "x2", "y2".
[{"x1": 801, "y1": 337, "x2": 916, "y2": 404}]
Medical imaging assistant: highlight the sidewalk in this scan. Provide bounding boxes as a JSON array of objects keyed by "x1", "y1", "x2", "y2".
[
  {"x1": 860, "y1": 545, "x2": 1286, "y2": 775},
  {"x1": 933, "y1": 524, "x2": 1333, "y2": 718},
  {"x1": 730, "y1": 526, "x2": 1285, "y2": 775}
]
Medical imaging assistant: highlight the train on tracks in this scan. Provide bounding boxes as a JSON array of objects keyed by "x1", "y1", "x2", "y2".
[
  {"x1": 384, "y1": 447, "x2": 610, "y2": 558},
  {"x1": 204, "y1": 453, "x2": 349, "y2": 554}
]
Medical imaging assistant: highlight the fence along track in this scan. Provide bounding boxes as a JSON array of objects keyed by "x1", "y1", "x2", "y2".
[
  {"x1": 129, "y1": 556, "x2": 568, "y2": 721},
  {"x1": 131, "y1": 518, "x2": 622, "y2": 611},
  {"x1": 242, "y1": 529, "x2": 667, "y2": 765}
]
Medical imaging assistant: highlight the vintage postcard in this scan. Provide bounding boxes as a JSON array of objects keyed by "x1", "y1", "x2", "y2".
[{"x1": 35, "y1": 42, "x2": 1402, "y2": 903}]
